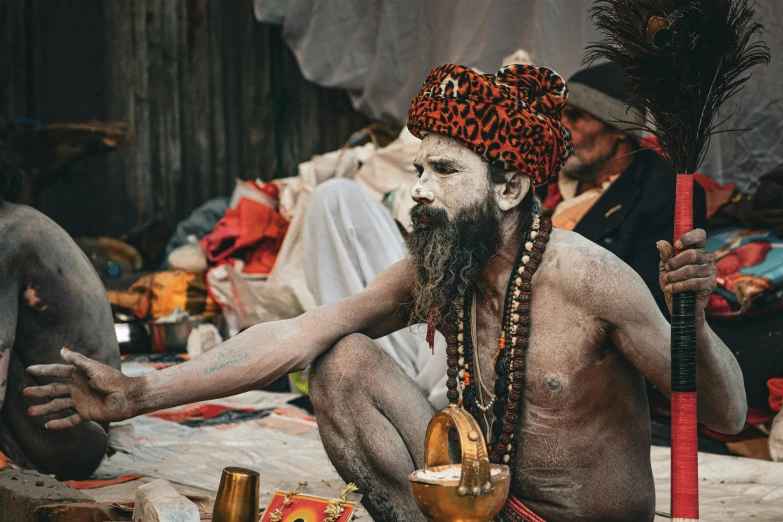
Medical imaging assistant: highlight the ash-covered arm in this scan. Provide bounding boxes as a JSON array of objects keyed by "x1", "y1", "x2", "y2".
[
  {"x1": 26, "y1": 260, "x2": 413, "y2": 427},
  {"x1": 598, "y1": 231, "x2": 746, "y2": 434}
]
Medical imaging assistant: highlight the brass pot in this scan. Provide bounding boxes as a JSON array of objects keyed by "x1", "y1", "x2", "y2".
[
  {"x1": 409, "y1": 405, "x2": 511, "y2": 522},
  {"x1": 212, "y1": 466, "x2": 260, "y2": 522}
]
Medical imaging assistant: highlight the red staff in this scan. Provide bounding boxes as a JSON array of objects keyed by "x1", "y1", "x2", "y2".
[{"x1": 585, "y1": 1, "x2": 769, "y2": 520}]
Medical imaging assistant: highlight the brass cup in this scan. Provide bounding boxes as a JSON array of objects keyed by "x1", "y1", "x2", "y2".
[
  {"x1": 212, "y1": 466, "x2": 261, "y2": 522},
  {"x1": 409, "y1": 406, "x2": 511, "y2": 522}
]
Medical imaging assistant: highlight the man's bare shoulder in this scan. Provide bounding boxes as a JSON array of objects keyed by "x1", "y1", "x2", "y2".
[
  {"x1": 0, "y1": 200, "x2": 45, "y2": 222},
  {"x1": 0, "y1": 202, "x2": 67, "y2": 248},
  {"x1": 539, "y1": 228, "x2": 625, "y2": 275},
  {"x1": 538, "y1": 228, "x2": 650, "y2": 312},
  {"x1": 0, "y1": 201, "x2": 25, "y2": 242},
  {"x1": 0, "y1": 201, "x2": 103, "y2": 294},
  {"x1": 0, "y1": 201, "x2": 28, "y2": 270},
  {"x1": 0, "y1": 202, "x2": 89, "y2": 262}
]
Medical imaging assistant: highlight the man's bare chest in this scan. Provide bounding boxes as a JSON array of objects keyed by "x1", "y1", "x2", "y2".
[{"x1": 470, "y1": 300, "x2": 612, "y2": 413}]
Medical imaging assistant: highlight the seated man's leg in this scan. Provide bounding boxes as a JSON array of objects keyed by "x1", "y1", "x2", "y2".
[
  {"x1": 0, "y1": 350, "x2": 107, "y2": 479},
  {"x1": 304, "y1": 179, "x2": 447, "y2": 408},
  {"x1": 310, "y1": 333, "x2": 435, "y2": 522}
]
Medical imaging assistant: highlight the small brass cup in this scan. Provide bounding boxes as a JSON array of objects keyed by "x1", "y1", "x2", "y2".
[{"x1": 212, "y1": 466, "x2": 261, "y2": 522}]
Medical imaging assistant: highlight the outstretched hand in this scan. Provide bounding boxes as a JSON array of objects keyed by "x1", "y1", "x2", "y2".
[
  {"x1": 657, "y1": 228, "x2": 717, "y2": 318},
  {"x1": 25, "y1": 348, "x2": 135, "y2": 429}
]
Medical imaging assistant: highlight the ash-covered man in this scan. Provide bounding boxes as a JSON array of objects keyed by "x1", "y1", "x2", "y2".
[
  {"x1": 0, "y1": 143, "x2": 120, "y2": 479},
  {"x1": 26, "y1": 64, "x2": 745, "y2": 521}
]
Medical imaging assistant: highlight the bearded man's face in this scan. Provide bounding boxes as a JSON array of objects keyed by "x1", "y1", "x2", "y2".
[{"x1": 406, "y1": 133, "x2": 504, "y2": 323}]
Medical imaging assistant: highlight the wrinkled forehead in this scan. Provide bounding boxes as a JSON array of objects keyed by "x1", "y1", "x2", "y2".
[{"x1": 414, "y1": 133, "x2": 486, "y2": 170}]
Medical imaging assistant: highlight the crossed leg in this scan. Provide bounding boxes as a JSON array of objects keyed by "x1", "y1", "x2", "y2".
[
  {"x1": 0, "y1": 350, "x2": 107, "y2": 479},
  {"x1": 310, "y1": 333, "x2": 437, "y2": 522}
]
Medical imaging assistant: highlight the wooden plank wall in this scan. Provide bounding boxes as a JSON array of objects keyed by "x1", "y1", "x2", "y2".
[{"x1": 1, "y1": 0, "x2": 369, "y2": 237}]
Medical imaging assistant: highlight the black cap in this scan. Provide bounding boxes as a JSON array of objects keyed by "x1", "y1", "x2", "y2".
[{"x1": 566, "y1": 62, "x2": 646, "y2": 137}]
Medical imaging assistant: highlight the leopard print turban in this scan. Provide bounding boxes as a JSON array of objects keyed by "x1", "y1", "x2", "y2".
[{"x1": 407, "y1": 63, "x2": 573, "y2": 186}]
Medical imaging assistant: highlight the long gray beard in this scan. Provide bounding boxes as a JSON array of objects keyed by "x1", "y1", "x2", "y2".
[{"x1": 406, "y1": 195, "x2": 501, "y2": 325}]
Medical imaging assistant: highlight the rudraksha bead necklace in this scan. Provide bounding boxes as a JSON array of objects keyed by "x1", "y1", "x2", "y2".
[{"x1": 445, "y1": 214, "x2": 552, "y2": 465}]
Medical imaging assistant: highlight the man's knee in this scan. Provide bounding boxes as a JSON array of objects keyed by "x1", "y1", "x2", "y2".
[
  {"x1": 26, "y1": 422, "x2": 107, "y2": 480},
  {"x1": 310, "y1": 333, "x2": 379, "y2": 406}
]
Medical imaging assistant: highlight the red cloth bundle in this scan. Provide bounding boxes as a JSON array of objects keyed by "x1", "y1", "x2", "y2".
[{"x1": 201, "y1": 197, "x2": 289, "y2": 275}]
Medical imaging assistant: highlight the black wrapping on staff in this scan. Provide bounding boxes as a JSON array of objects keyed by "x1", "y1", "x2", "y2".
[{"x1": 671, "y1": 291, "x2": 697, "y2": 393}]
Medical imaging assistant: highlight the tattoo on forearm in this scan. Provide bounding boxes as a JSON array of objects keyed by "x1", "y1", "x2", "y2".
[{"x1": 202, "y1": 348, "x2": 251, "y2": 376}]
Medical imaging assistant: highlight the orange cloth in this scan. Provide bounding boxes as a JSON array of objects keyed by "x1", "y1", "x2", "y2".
[
  {"x1": 108, "y1": 271, "x2": 221, "y2": 319},
  {"x1": 147, "y1": 403, "x2": 252, "y2": 423},
  {"x1": 769, "y1": 378, "x2": 783, "y2": 413},
  {"x1": 200, "y1": 198, "x2": 289, "y2": 274},
  {"x1": 63, "y1": 474, "x2": 143, "y2": 489},
  {"x1": 551, "y1": 173, "x2": 620, "y2": 230},
  {"x1": 551, "y1": 196, "x2": 598, "y2": 230},
  {"x1": 693, "y1": 173, "x2": 736, "y2": 219}
]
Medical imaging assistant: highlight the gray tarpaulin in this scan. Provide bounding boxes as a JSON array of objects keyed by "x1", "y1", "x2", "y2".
[{"x1": 254, "y1": 0, "x2": 782, "y2": 190}]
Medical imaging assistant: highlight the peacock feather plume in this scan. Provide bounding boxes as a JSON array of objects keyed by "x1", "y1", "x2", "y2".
[{"x1": 585, "y1": 0, "x2": 770, "y2": 174}]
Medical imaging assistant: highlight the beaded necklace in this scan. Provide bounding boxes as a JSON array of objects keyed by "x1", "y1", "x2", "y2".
[{"x1": 444, "y1": 214, "x2": 552, "y2": 465}]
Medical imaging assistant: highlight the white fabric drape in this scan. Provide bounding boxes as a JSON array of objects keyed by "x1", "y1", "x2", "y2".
[{"x1": 254, "y1": 0, "x2": 783, "y2": 190}]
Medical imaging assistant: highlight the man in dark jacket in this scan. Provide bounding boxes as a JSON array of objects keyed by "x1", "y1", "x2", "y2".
[{"x1": 541, "y1": 62, "x2": 707, "y2": 318}]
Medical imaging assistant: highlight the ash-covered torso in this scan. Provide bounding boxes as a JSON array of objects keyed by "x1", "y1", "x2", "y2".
[
  {"x1": 0, "y1": 202, "x2": 120, "y2": 394},
  {"x1": 466, "y1": 229, "x2": 654, "y2": 522}
]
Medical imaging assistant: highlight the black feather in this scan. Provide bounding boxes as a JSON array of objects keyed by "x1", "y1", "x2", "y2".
[{"x1": 585, "y1": 0, "x2": 770, "y2": 173}]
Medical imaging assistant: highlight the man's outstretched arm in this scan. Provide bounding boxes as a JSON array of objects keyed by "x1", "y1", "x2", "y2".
[
  {"x1": 583, "y1": 229, "x2": 746, "y2": 434},
  {"x1": 25, "y1": 260, "x2": 413, "y2": 428}
]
